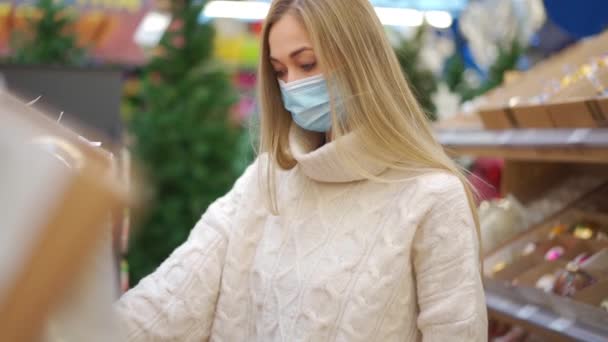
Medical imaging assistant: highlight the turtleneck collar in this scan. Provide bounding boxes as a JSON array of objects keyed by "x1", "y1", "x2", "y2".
[{"x1": 289, "y1": 123, "x2": 386, "y2": 183}]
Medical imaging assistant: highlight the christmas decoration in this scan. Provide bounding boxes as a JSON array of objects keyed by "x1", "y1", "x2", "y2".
[
  {"x1": 9, "y1": 0, "x2": 86, "y2": 65},
  {"x1": 394, "y1": 26, "x2": 438, "y2": 120},
  {"x1": 444, "y1": 39, "x2": 523, "y2": 102},
  {"x1": 459, "y1": 0, "x2": 545, "y2": 71},
  {"x1": 126, "y1": 0, "x2": 249, "y2": 284},
  {"x1": 431, "y1": 82, "x2": 461, "y2": 121}
]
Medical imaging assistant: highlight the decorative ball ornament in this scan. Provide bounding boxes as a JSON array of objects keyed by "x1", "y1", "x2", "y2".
[
  {"x1": 492, "y1": 262, "x2": 507, "y2": 275},
  {"x1": 545, "y1": 246, "x2": 565, "y2": 261},
  {"x1": 548, "y1": 224, "x2": 567, "y2": 239},
  {"x1": 570, "y1": 222, "x2": 599, "y2": 240},
  {"x1": 553, "y1": 263, "x2": 596, "y2": 297},
  {"x1": 535, "y1": 274, "x2": 556, "y2": 293},
  {"x1": 521, "y1": 242, "x2": 537, "y2": 256},
  {"x1": 601, "y1": 298, "x2": 608, "y2": 312}
]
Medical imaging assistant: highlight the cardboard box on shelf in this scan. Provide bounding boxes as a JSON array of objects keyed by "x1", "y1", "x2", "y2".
[
  {"x1": 478, "y1": 108, "x2": 515, "y2": 130},
  {"x1": 581, "y1": 246, "x2": 608, "y2": 279},
  {"x1": 501, "y1": 236, "x2": 595, "y2": 284},
  {"x1": 510, "y1": 32, "x2": 608, "y2": 104},
  {"x1": 492, "y1": 254, "x2": 541, "y2": 282},
  {"x1": 468, "y1": 31, "x2": 608, "y2": 123},
  {"x1": 595, "y1": 96, "x2": 608, "y2": 122},
  {"x1": 514, "y1": 260, "x2": 567, "y2": 288},
  {"x1": 574, "y1": 279, "x2": 608, "y2": 307},
  {"x1": 511, "y1": 104, "x2": 554, "y2": 128},
  {"x1": 550, "y1": 75, "x2": 602, "y2": 101},
  {"x1": 484, "y1": 205, "x2": 608, "y2": 276},
  {"x1": 547, "y1": 99, "x2": 598, "y2": 128},
  {"x1": 433, "y1": 112, "x2": 484, "y2": 130}
]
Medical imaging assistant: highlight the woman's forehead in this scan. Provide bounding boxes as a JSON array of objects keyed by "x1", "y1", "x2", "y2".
[{"x1": 268, "y1": 14, "x2": 314, "y2": 60}]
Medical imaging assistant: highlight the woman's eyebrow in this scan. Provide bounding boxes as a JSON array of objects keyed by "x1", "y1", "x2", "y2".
[{"x1": 270, "y1": 47, "x2": 313, "y2": 62}]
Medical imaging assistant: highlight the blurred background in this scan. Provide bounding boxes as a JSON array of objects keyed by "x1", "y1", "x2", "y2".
[{"x1": 1, "y1": 1, "x2": 607, "y2": 341}]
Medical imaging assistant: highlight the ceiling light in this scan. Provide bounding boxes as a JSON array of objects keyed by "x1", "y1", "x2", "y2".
[
  {"x1": 424, "y1": 10, "x2": 453, "y2": 29},
  {"x1": 203, "y1": 1, "x2": 270, "y2": 21},
  {"x1": 134, "y1": 11, "x2": 172, "y2": 47},
  {"x1": 202, "y1": 1, "x2": 432, "y2": 28},
  {"x1": 374, "y1": 7, "x2": 424, "y2": 27}
]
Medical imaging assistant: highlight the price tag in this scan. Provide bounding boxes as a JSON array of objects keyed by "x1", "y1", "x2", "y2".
[
  {"x1": 498, "y1": 131, "x2": 513, "y2": 145},
  {"x1": 549, "y1": 317, "x2": 574, "y2": 332},
  {"x1": 516, "y1": 305, "x2": 539, "y2": 319},
  {"x1": 489, "y1": 297, "x2": 511, "y2": 311},
  {"x1": 439, "y1": 131, "x2": 457, "y2": 145},
  {"x1": 567, "y1": 128, "x2": 591, "y2": 144}
]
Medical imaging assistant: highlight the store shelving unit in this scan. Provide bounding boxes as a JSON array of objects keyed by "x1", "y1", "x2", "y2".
[
  {"x1": 438, "y1": 127, "x2": 608, "y2": 341},
  {"x1": 437, "y1": 128, "x2": 608, "y2": 163},
  {"x1": 486, "y1": 279, "x2": 608, "y2": 342}
]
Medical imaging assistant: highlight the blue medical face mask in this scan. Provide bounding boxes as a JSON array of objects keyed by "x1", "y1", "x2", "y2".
[{"x1": 279, "y1": 74, "x2": 332, "y2": 133}]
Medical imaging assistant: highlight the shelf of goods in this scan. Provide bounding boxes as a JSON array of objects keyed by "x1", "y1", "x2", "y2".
[
  {"x1": 437, "y1": 128, "x2": 608, "y2": 164},
  {"x1": 436, "y1": 27, "x2": 608, "y2": 341},
  {"x1": 485, "y1": 277, "x2": 607, "y2": 342},
  {"x1": 439, "y1": 127, "x2": 608, "y2": 342}
]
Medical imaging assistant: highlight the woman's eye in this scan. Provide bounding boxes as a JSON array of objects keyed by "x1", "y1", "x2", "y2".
[{"x1": 301, "y1": 63, "x2": 316, "y2": 71}]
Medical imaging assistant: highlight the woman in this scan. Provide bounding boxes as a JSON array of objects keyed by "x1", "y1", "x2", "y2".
[{"x1": 116, "y1": 0, "x2": 488, "y2": 340}]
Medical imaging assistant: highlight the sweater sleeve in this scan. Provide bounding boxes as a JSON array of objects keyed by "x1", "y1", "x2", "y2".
[
  {"x1": 412, "y1": 174, "x2": 487, "y2": 342},
  {"x1": 114, "y1": 162, "x2": 256, "y2": 342}
]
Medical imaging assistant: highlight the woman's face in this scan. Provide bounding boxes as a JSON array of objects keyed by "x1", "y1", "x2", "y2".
[{"x1": 268, "y1": 14, "x2": 322, "y2": 83}]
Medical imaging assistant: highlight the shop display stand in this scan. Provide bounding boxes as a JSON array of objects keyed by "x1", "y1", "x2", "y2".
[
  {"x1": 485, "y1": 278, "x2": 607, "y2": 342},
  {"x1": 439, "y1": 126, "x2": 608, "y2": 341},
  {"x1": 437, "y1": 128, "x2": 608, "y2": 164}
]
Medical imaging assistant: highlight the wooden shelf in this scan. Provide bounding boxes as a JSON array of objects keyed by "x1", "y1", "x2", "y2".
[
  {"x1": 485, "y1": 279, "x2": 608, "y2": 342},
  {"x1": 437, "y1": 128, "x2": 608, "y2": 163}
]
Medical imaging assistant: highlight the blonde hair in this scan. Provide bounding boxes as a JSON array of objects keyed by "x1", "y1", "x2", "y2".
[{"x1": 257, "y1": 0, "x2": 480, "y2": 245}]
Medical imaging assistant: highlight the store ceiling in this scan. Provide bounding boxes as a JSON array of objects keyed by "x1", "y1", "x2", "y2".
[
  {"x1": 367, "y1": 0, "x2": 467, "y2": 13},
  {"x1": 255, "y1": 0, "x2": 468, "y2": 13}
]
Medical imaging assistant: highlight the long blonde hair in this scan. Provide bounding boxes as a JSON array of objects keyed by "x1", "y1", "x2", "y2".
[{"x1": 257, "y1": 0, "x2": 480, "y2": 243}]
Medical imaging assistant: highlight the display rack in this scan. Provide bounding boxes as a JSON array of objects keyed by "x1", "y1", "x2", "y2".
[
  {"x1": 438, "y1": 125, "x2": 608, "y2": 341},
  {"x1": 437, "y1": 128, "x2": 608, "y2": 163},
  {"x1": 486, "y1": 279, "x2": 608, "y2": 342}
]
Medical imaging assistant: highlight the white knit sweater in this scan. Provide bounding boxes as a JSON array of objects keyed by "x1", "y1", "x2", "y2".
[{"x1": 115, "y1": 125, "x2": 488, "y2": 341}]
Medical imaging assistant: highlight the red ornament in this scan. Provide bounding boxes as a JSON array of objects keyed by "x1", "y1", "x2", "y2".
[{"x1": 172, "y1": 35, "x2": 185, "y2": 48}]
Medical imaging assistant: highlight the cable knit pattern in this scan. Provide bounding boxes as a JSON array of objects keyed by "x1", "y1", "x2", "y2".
[{"x1": 115, "y1": 124, "x2": 487, "y2": 341}]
